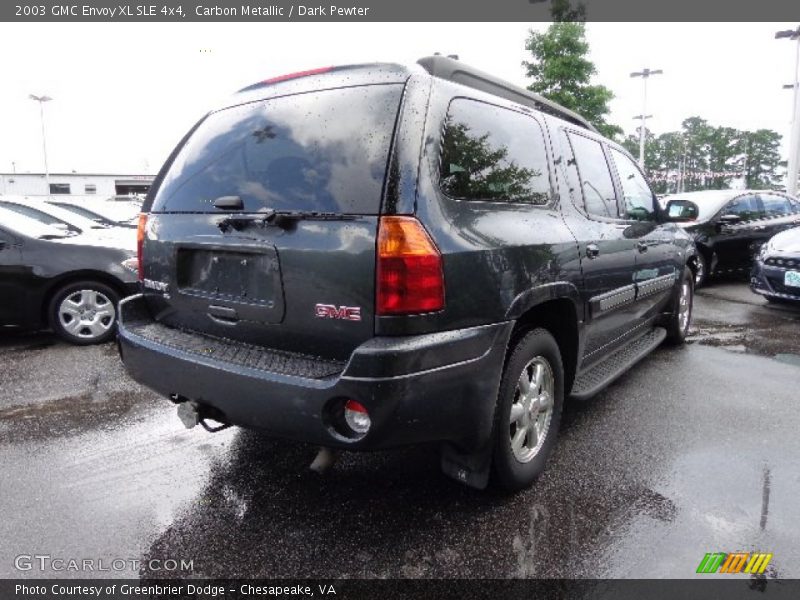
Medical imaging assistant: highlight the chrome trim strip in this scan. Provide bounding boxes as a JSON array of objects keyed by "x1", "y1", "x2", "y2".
[
  {"x1": 636, "y1": 273, "x2": 677, "y2": 299},
  {"x1": 591, "y1": 284, "x2": 636, "y2": 314}
]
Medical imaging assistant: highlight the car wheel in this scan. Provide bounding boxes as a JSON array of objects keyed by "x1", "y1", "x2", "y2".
[
  {"x1": 665, "y1": 267, "x2": 694, "y2": 344},
  {"x1": 492, "y1": 328, "x2": 564, "y2": 491},
  {"x1": 49, "y1": 281, "x2": 120, "y2": 345},
  {"x1": 694, "y1": 253, "x2": 708, "y2": 287}
]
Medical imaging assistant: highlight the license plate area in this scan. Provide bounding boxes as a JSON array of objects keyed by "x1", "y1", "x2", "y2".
[
  {"x1": 175, "y1": 246, "x2": 284, "y2": 323},
  {"x1": 785, "y1": 270, "x2": 800, "y2": 289}
]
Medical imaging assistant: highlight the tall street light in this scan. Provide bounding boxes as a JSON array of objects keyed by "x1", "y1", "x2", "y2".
[
  {"x1": 776, "y1": 26, "x2": 800, "y2": 195},
  {"x1": 29, "y1": 94, "x2": 52, "y2": 194},
  {"x1": 630, "y1": 68, "x2": 662, "y2": 168}
]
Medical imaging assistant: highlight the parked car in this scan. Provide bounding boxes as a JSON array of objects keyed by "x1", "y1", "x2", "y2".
[
  {"x1": 46, "y1": 198, "x2": 139, "y2": 228},
  {"x1": 117, "y1": 56, "x2": 697, "y2": 490},
  {"x1": 662, "y1": 189, "x2": 800, "y2": 286},
  {"x1": 751, "y1": 226, "x2": 800, "y2": 303},
  {"x1": 0, "y1": 207, "x2": 138, "y2": 344},
  {"x1": 0, "y1": 196, "x2": 135, "y2": 249}
]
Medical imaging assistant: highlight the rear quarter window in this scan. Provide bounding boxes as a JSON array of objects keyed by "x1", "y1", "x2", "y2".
[
  {"x1": 438, "y1": 98, "x2": 552, "y2": 205},
  {"x1": 151, "y1": 84, "x2": 405, "y2": 214}
]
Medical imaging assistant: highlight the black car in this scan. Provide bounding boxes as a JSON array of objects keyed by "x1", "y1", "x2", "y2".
[
  {"x1": 751, "y1": 226, "x2": 800, "y2": 303},
  {"x1": 663, "y1": 189, "x2": 800, "y2": 286},
  {"x1": 0, "y1": 207, "x2": 138, "y2": 344},
  {"x1": 117, "y1": 56, "x2": 697, "y2": 490}
]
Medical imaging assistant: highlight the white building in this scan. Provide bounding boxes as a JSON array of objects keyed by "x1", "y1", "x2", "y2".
[{"x1": 0, "y1": 172, "x2": 154, "y2": 198}]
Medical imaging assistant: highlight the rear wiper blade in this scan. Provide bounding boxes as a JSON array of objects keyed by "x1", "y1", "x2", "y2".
[{"x1": 217, "y1": 210, "x2": 357, "y2": 232}]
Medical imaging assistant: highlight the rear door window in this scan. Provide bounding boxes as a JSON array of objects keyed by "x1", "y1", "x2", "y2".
[
  {"x1": 759, "y1": 193, "x2": 793, "y2": 217},
  {"x1": 438, "y1": 98, "x2": 552, "y2": 205},
  {"x1": 566, "y1": 133, "x2": 619, "y2": 219},
  {"x1": 151, "y1": 84, "x2": 405, "y2": 214},
  {"x1": 724, "y1": 195, "x2": 763, "y2": 221}
]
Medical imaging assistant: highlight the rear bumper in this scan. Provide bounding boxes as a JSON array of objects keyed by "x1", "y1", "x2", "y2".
[
  {"x1": 117, "y1": 294, "x2": 513, "y2": 450},
  {"x1": 750, "y1": 260, "x2": 800, "y2": 302}
]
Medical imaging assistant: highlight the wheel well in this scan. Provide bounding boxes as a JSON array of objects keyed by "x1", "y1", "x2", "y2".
[
  {"x1": 41, "y1": 271, "x2": 128, "y2": 324},
  {"x1": 686, "y1": 256, "x2": 698, "y2": 278},
  {"x1": 509, "y1": 298, "x2": 579, "y2": 396}
]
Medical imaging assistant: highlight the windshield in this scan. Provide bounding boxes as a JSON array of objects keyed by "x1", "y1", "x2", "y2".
[
  {"x1": 151, "y1": 83, "x2": 404, "y2": 214},
  {"x1": 0, "y1": 206, "x2": 73, "y2": 239}
]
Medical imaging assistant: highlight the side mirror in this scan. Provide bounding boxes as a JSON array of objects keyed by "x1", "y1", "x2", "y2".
[{"x1": 664, "y1": 199, "x2": 699, "y2": 222}]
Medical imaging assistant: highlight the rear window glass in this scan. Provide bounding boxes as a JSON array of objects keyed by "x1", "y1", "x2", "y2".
[
  {"x1": 439, "y1": 98, "x2": 551, "y2": 205},
  {"x1": 151, "y1": 84, "x2": 404, "y2": 214}
]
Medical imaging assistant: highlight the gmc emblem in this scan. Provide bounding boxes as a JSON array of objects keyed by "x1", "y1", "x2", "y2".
[{"x1": 315, "y1": 304, "x2": 362, "y2": 321}]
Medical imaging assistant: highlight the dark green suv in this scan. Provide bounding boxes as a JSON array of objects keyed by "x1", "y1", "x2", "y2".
[{"x1": 117, "y1": 56, "x2": 697, "y2": 490}]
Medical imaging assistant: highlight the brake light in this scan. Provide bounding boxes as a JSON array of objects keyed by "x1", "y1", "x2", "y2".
[
  {"x1": 136, "y1": 213, "x2": 147, "y2": 281},
  {"x1": 376, "y1": 216, "x2": 444, "y2": 315},
  {"x1": 262, "y1": 66, "x2": 333, "y2": 84},
  {"x1": 238, "y1": 67, "x2": 334, "y2": 92}
]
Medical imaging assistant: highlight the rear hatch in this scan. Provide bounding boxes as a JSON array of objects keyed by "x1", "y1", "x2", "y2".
[{"x1": 142, "y1": 77, "x2": 407, "y2": 361}]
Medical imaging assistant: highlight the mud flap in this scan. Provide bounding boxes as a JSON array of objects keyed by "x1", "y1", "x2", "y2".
[{"x1": 440, "y1": 442, "x2": 493, "y2": 489}]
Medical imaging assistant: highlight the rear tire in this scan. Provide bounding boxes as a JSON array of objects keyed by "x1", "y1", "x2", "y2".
[
  {"x1": 665, "y1": 267, "x2": 694, "y2": 345},
  {"x1": 49, "y1": 280, "x2": 120, "y2": 345},
  {"x1": 491, "y1": 328, "x2": 564, "y2": 491}
]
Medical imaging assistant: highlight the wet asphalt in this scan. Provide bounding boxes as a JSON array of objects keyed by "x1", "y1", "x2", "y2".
[{"x1": 1, "y1": 280, "x2": 799, "y2": 580}]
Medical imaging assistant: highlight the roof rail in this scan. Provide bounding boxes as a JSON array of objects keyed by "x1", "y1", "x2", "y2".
[{"x1": 417, "y1": 55, "x2": 598, "y2": 133}]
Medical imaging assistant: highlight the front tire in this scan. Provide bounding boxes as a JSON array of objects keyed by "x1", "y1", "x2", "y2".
[
  {"x1": 694, "y1": 253, "x2": 708, "y2": 288},
  {"x1": 665, "y1": 267, "x2": 694, "y2": 344},
  {"x1": 492, "y1": 328, "x2": 564, "y2": 491},
  {"x1": 49, "y1": 281, "x2": 120, "y2": 345}
]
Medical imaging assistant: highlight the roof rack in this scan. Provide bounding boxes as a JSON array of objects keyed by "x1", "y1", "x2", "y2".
[{"x1": 417, "y1": 55, "x2": 598, "y2": 133}]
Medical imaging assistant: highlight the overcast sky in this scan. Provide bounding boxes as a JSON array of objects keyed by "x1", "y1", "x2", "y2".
[{"x1": 0, "y1": 22, "x2": 797, "y2": 174}]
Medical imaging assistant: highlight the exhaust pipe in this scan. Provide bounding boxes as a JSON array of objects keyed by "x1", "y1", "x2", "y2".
[{"x1": 309, "y1": 447, "x2": 338, "y2": 474}]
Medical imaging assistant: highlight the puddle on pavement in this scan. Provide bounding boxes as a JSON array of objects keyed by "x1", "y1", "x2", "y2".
[
  {"x1": 0, "y1": 390, "x2": 158, "y2": 444},
  {"x1": 688, "y1": 323, "x2": 800, "y2": 366}
]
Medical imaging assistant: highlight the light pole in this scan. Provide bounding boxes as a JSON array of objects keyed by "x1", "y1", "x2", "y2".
[
  {"x1": 29, "y1": 94, "x2": 52, "y2": 195},
  {"x1": 776, "y1": 26, "x2": 800, "y2": 195},
  {"x1": 630, "y1": 68, "x2": 662, "y2": 169}
]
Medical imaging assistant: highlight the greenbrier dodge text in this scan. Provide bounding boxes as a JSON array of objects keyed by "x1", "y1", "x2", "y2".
[{"x1": 15, "y1": 584, "x2": 338, "y2": 597}]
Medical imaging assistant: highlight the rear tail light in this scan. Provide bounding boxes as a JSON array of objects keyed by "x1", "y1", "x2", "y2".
[
  {"x1": 343, "y1": 400, "x2": 371, "y2": 435},
  {"x1": 376, "y1": 216, "x2": 444, "y2": 315},
  {"x1": 136, "y1": 213, "x2": 147, "y2": 281}
]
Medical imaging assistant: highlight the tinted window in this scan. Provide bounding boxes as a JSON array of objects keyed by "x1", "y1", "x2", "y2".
[
  {"x1": 610, "y1": 148, "x2": 655, "y2": 221},
  {"x1": 51, "y1": 203, "x2": 107, "y2": 223},
  {"x1": 439, "y1": 99, "x2": 551, "y2": 205},
  {"x1": 152, "y1": 84, "x2": 404, "y2": 214},
  {"x1": 725, "y1": 195, "x2": 763, "y2": 220},
  {"x1": 567, "y1": 133, "x2": 618, "y2": 218},
  {"x1": 760, "y1": 194, "x2": 792, "y2": 217},
  {"x1": 0, "y1": 203, "x2": 76, "y2": 231}
]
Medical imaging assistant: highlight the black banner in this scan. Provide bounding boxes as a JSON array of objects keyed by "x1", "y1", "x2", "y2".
[
  {"x1": 2, "y1": 0, "x2": 800, "y2": 22},
  {"x1": 3, "y1": 579, "x2": 800, "y2": 600}
]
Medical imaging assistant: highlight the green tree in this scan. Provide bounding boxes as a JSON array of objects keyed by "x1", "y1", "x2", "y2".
[
  {"x1": 439, "y1": 117, "x2": 543, "y2": 203},
  {"x1": 523, "y1": 22, "x2": 621, "y2": 139},
  {"x1": 739, "y1": 129, "x2": 782, "y2": 189}
]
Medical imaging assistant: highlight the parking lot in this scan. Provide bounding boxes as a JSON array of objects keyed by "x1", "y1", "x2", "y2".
[{"x1": 1, "y1": 280, "x2": 799, "y2": 579}]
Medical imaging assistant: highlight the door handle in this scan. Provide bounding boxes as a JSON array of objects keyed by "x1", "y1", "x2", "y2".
[
  {"x1": 586, "y1": 244, "x2": 600, "y2": 259},
  {"x1": 213, "y1": 195, "x2": 244, "y2": 210},
  {"x1": 637, "y1": 241, "x2": 648, "y2": 253}
]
